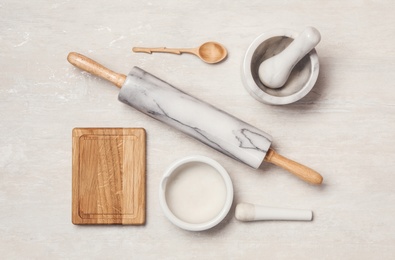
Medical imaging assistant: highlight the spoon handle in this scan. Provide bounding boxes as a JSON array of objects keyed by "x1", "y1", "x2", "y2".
[{"x1": 132, "y1": 47, "x2": 195, "y2": 55}]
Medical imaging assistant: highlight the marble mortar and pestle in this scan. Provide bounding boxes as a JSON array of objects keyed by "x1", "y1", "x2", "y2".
[{"x1": 242, "y1": 26, "x2": 321, "y2": 105}]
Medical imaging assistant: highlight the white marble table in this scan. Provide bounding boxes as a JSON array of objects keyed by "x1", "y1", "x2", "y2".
[{"x1": 1, "y1": 1, "x2": 395, "y2": 259}]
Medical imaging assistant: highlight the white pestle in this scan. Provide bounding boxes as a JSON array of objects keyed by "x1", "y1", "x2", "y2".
[
  {"x1": 235, "y1": 202, "x2": 313, "y2": 221},
  {"x1": 258, "y1": 26, "x2": 321, "y2": 89}
]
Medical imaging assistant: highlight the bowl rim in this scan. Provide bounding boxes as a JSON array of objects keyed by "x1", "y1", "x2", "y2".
[
  {"x1": 159, "y1": 155, "x2": 234, "y2": 231},
  {"x1": 242, "y1": 28, "x2": 319, "y2": 105}
]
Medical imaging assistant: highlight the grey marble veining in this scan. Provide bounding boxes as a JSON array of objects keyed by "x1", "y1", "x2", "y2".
[{"x1": 118, "y1": 67, "x2": 272, "y2": 169}]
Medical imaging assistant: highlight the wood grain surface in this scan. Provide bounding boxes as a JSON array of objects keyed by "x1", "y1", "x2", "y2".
[{"x1": 72, "y1": 128, "x2": 146, "y2": 225}]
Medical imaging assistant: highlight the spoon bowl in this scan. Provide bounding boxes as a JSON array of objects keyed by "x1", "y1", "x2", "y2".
[{"x1": 197, "y1": 42, "x2": 228, "y2": 63}]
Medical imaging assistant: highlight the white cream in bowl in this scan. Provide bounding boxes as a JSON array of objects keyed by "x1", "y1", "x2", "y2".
[{"x1": 159, "y1": 156, "x2": 233, "y2": 231}]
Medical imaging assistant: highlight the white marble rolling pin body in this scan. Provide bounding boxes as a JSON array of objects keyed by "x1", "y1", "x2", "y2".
[{"x1": 118, "y1": 67, "x2": 272, "y2": 169}]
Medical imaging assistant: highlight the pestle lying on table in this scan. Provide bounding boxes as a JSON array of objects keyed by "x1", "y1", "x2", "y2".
[
  {"x1": 258, "y1": 26, "x2": 321, "y2": 89},
  {"x1": 235, "y1": 203, "x2": 313, "y2": 222}
]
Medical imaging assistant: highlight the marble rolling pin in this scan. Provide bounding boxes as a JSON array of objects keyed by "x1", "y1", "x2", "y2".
[{"x1": 67, "y1": 52, "x2": 323, "y2": 185}]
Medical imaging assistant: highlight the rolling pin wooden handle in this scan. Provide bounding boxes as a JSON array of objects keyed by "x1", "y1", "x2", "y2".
[
  {"x1": 67, "y1": 52, "x2": 126, "y2": 88},
  {"x1": 264, "y1": 148, "x2": 323, "y2": 185}
]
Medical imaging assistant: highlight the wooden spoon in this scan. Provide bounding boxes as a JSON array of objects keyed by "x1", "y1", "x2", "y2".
[{"x1": 132, "y1": 42, "x2": 227, "y2": 64}]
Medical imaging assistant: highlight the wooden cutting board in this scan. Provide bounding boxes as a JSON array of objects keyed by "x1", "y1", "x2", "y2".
[{"x1": 72, "y1": 128, "x2": 146, "y2": 225}]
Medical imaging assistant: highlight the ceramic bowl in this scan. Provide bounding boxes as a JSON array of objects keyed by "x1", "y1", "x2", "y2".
[
  {"x1": 241, "y1": 29, "x2": 319, "y2": 105},
  {"x1": 159, "y1": 155, "x2": 233, "y2": 231}
]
